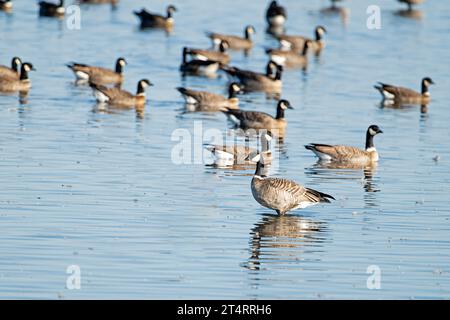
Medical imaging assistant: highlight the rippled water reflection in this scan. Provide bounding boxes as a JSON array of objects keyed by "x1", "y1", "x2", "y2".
[{"x1": 0, "y1": 0, "x2": 449, "y2": 299}]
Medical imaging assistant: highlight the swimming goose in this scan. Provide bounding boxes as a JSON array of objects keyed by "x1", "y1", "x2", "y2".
[
  {"x1": 0, "y1": 0, "x2": 12, "y2": 11},
  {"x1": 0, "y1": 57, "x2": 21, "y2": 79},
  {"x1": 134, "y1": 5, "x2": 177, "y2": 29},
  {"x1": 206, "y1": 26, "x2": 256, "y2": 50},
  {"x1": 177, "y1": 83, "x2": 241, "y2": 111},
  {"x1": 221, "y1": 61, "x2": 283, "y2": 92},
  {"x1": 305, "y1": 125, "x2": 383, "y2": 164},
  {"x1": 266, "y1": 40, "x2": 311, "y2": 69},
  {"x1": 374, "y1": 77, "x2": 434, "y2": 105},
  {"x1": 266, "y1": 1, "x2": 287, "y2": 27},
  {"x1": 67, "y1": 57, "x2": 127, "y2": 85},
  {"x1": 90, "y1": 79, "x2": 152, "y2": 107},
  {"x1": 186, "y1": 41, "x2": 231, "y2": 65},
  {"x1": 0, "y1": 63, "x2": 35, "y2": 92},
  {"x1": 205, "y1": 132, "x2": 273, "y2": 166},
  {"x1": 248, "y1": 153, "x2": 334, "y2": 215},
  {"x1": 277, "y1": 26, "x2": 327, "y2": 55},
  {"x1": 38, "y1": 0, "x2": 65, "y2": 17},
  {"x1": 180, "y1": 47, "x2": 220, "y2": 76},
  {"x1": 223, "y1": 99, "x2": 292, "y2": 135},
  {"x1": 398, "y1": 0, "x2": 424, "y2": 10}
]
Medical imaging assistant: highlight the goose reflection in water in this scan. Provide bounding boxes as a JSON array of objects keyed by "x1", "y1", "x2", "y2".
[
  {"x1": 91, "y1": 103, "x2": 145, "y2": 120},
  {"x1": 244, "y1": 214, "x2": 326, "y2": 271},
  {"x1": 319, "y1": 0, "x2": 349, "y2": 26},
  {"x1": 394, "y1": 9, "x2": 423, "y2": 20},
  {"x1": 379, "y1": 101, "x2": 430, "y2": 117},
  {"x1": 305, "y1": 161, "x2": 380, "y2": 207}
]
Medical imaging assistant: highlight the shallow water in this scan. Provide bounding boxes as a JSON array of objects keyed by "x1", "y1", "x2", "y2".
[{"x1": 0, "y1": 0, "x2": 449, "y2": 299}]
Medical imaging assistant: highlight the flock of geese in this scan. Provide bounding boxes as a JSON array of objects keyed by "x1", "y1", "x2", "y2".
[{"x1": 0, "y1": 0, "x2": 434, "y2": 216}]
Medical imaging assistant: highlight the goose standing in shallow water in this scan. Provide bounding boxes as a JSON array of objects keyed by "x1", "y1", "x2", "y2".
[
  {"x1": 206, "y1": 26, "x2": 256, "y2": 51},
  {"x1": 177, "y1": 83, "x2": 241, "y2": 112},
  {"x1": 305, "y1": 125, "x2": 383, "y2": 164},
  {"x1": 374, "y1": 77, "x2": 434, "y2": 105},
  {"x1": 134, "y1": 5, "x2": 177, "y2": 29},
  {"x1": 90, "y1": 79, "x2": 152, "y2": 107},
  {"x1": 247, "y1": 153, "x2": 335, "y2": 215},
  {"x1": 38, "y1": 0, "x2": 65, "y2": 17},
  {"x1": 0, "y1": 63, "x2": 35, "y2": 92},
  {"x1": 67, "y1": 58, "x2": 127, "y2": 86},
  {"x1": 0, "y1": 57, "x2": 21, "y2": 79}
]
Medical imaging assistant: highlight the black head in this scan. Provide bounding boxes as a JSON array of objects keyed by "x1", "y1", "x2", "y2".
[
  {"x1": 22, "y1": 63, "x2": 36, "y2": 72},
  {"x1": 316, "y1": 26, "x2": 327, "y2": 34},
  {"x1": 245, "y1": 25, "x2": 256, "y2": 36},
  {"x1": 278, "y1": 99, "x2": 293, "y2": 110},
  {"x1": 139, "y1": 79, "x2": 153, "y2": 87},
  {"x1": 367, "y1": 125, "x2": 383, "y2": 136},
  {"x1": 116, "y1": 57, "x2": 127, "y2": 66},
  {"x1": 422, "y1": 77, "x2": 435, "y2": 86},
  {"x1": 219, "y1": 40, "x2": 230, "y2": 52},
  {"x1": 167, "y1": 5, "x2": 177, "y2": 13},
  {"x1": 11, "y1": 57, "x2": 22, "y2": 71}
]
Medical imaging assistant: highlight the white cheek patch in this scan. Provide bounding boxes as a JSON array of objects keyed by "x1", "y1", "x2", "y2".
[
  {"x1": 269, "y1": 15, "x2": 286, "y2": 26},
  {"x1": 369, "y1": 128, "x2": 377, "y2": 136}
]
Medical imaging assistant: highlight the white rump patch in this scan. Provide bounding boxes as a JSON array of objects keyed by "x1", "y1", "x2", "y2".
[
  {"x1": 382, "y1": 90, "x2": 395, "y2": 100},
  {"x1": 93, "y1": 89, "x2": 109, "y2": 103},
  {"x1": 293, "y1": 201, "x2": 317, "y2": 210},
  {"x1": 184, "y1": 96, "x2": 198, "y2": 104},
  {"x1": 75, "y1": 71, "x2": 90, "y2": 80},
  {"x1": 312, "y1": 150, "x2": 333, "y2": 161}
]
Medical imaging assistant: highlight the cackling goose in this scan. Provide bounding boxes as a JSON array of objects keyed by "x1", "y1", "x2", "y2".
[
  {"x1": 177, "y1": 82, "x2": 241, "y2": 111},
  {"x1": 305, "y1": 125, "x2": 383, "y2": 164},
  {"x1": 134, "y1": 5, "x2": 177, "y2": 29},
  {"x1": 67, "y1": 57, "x2": 127, "y2": 85},
  {"x1": 374, "y1": 77, "x2": 434, "y2": 105},
  {"x1": 248, "y1": 153, "x2": 334, "y2": 215},
  {"x1": 90, "y1": 79, "x2": 152, "y2": 107},
  {"x1": 207, "y1": 26, "x2": 256, "y2": 50}
]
